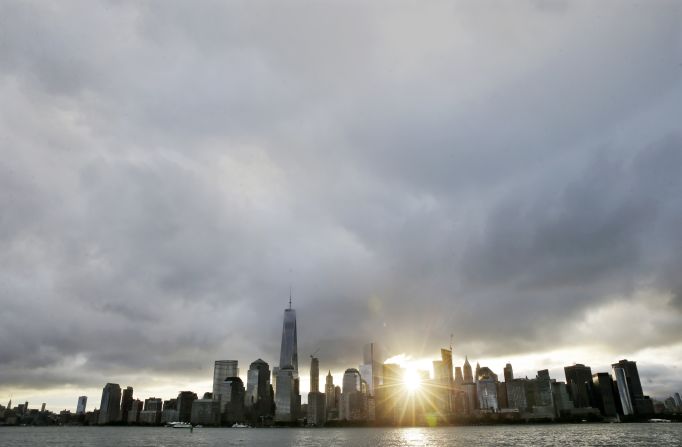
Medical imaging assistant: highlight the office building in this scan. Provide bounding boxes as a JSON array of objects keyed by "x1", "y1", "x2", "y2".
[
  {"x1": 177, "y1": 391, "x2": 198, "y2": 423},
  {"x1": 564, "y1": 364, "x2": 592, "y2": 408},
  {"x1": 120, "y1": 386, "x2": 133, "y2": 423},
  {"x1": 76, "y1": 396, "x2": 87, "y2": 415},
  {"x1": 590, "y1": 373, "x2": 618, "y2": 418},
  {"x1": 275, "y1": 300, "x2": 301, "y2": 422},
  {"x1": 98, "y1": 383, "x2": 121, "y2": 424},
  {"x1": 213, "y1": 360, "x2": 239, "y2": 404},
  {"x1": 503, "y1": 363, "x2": 514, "y2": 383}
]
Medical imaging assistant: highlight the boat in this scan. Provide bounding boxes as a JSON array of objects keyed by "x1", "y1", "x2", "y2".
[
  {"x1": 232, "y1": 423, "x2": 249, "y2": 428},
  {"x1": 166, "y1": 422, "x2": 193, "y2": 428},
  {"x1": 648, "y1": 418, "x2": 671, "y2": 423}
]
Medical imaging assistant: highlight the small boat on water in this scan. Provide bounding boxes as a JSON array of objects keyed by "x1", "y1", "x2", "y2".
[
  {"x1": 231, "y1": 423, "x2": 249, "y2": 428},
  {"x1": 166, "y1": 422, "x2": 192, "y2": 428},
  {"x1": 648, "y1": 418, "x2": 671, "y2": 423}
]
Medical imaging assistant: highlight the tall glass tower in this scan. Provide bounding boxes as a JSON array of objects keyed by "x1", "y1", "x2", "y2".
[
  {"x1": 279, "y1": 305, "x2": 298, "y2": 371},
  {"x1": 275, "y1": 299, "x2": 300, "y2": 422}
]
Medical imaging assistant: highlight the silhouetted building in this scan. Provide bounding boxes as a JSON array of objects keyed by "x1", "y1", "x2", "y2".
[
  {"x1": 503, "y1": 363, "x2": 514, "y2": 383},
  {"x1": 611, "y1": 359, "x2": 653, "y2": 416},
  {"x1": 591, "y1": 373, "x2": 618, "y2": 418},
  {"x1": 214, "y1": 360, "x2": 239, "y2": 407},
  {"x1": 127, "y1": 399, "x2": 143, "y2": 423},
  {"x1": 564, "y1": 364, "x2": 592, "y2": 408},
  {"x1": 144, "y1": 397, "x2": 162, "y2": 412},
  {"x1": 246, "y1": 358, "x2": 272, "y2": 421},
  {"x1": 191, "y1": 398, "x2": 220, "y2": 426},
  {"x1": 223, "y1": 377, "x2": 246, "y2": 423},
  {"x1": 552, "y1": 382, "x2": 574, "y2": 417},
  {"x1": 325, "y1": 371, "x2": 337, "y2": 419},
  {"x1": 120, "y1": 386, "x2": 134, "y2": 423},
  {"x1": 535, "y1": 370, "x2": 554, "y2": 408},
  {"x1": 177, "y1": 391, "x2": 198, "y2": 423},
  {"x1": 98, "y1": 383, "x2": 122, "y2": 424}
]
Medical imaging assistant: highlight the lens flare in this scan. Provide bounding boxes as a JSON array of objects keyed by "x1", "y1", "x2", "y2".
[{"x1": 403, "y1": 368, "x2": 421, "y2": 392}]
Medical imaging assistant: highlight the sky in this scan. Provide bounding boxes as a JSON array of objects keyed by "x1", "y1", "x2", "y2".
[{"x1": 1, "y1": 0, "x2": 681, "y2": 411}]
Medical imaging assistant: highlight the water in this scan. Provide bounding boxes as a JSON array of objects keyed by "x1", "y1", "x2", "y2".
[{"x1": 0, "y1": 424, "x2": 680, "y2": 446}]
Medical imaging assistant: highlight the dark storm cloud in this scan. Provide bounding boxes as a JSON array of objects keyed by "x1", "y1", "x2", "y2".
[{"x1": 1, "y1": 0, "x2": 682, "y2": 400}]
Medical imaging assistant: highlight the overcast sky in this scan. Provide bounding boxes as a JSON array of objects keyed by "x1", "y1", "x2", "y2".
[{"x1": 1, "y1": 0, "x2": 681, "y2": 411}]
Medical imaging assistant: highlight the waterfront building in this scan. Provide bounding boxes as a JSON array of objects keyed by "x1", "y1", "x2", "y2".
[
  {"x1": 98, "y1": 383, "x2": 122, "y2": 424},
  {"x1": 120, "y1": 386, "x2": 134, "y2": 423},
  {"x1": 76, "y1": 396, "x2": 87, "y2": 415},
  {"x1": 551, "y1": 382, "x2": 574, "y2": 417},
  {"x1": 213, "y1": 360, "x2": 239, "y2": 405},
  {"x1": 176, "y1": 391, "x2": 198, "y2": 423},
  {"x1": 275, "y1": 300, "x2": 301, "y2": 422},
  {"x1": 674, "y1": 392, "x2": 682, "y2": 408},
  {"x1": 590, "y1": 373, "x2": 618, "y2": 418},
  {"x1": 160, "y1": 398, "x2": 178, "y2": 424},
  {"x1": 222, "y1": 377, "x2": 246, "y2": 423},
  {"x1": 506, "y1": 379, "x2": 528, "y2": 411},
  {"x1": 246, "y1": 358, "x2": 272, "y2": 421},
  {"x1": 191, "y1": 399, "x2": 221, "y2": 426},
  {"x1": 535, "y1": 370, "x2": 554, "y2": 408},
  {"x1": 613, "y1": 366, "x2": 634, "y2": 415},
  {"x1": 611, "y1": 359, "x2": 653, "y2": 416},
  {"x1": 127, "y1": 399, "x2": 143, "y2": 423},
  {"x1": 340, "y1": 368, "x2": 366, "y2": 421},
  {"x1": 564, "y1": 364, "x2": 592, "y2": 408},
  {"x1": 476, "y1": 371, "x2": 498, "y2": 412},
  {"x1": 144, "y1": 397, "x2": 162, "y2": 412},
  {"x1": 307, "y1": 356, "x2": 326, "y2": 425}
]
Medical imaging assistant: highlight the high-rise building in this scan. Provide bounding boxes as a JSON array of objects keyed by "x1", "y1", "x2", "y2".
[
  {"x1": 535, "y1": 370, "x2": 554, "y2": 408},
  {"x1": 612, "y1": 366, "x2": 634, "y2": 415},
  {"x1": 503, "y1": 363, "x2": 514, "y2": 383},
  {"x1": 476, "y1": 368, "x2": 498, "y2": 411},
  {"x1": 177, "y1": 391, "x2": 198, "y2": 423},
  {"x1": 360, "y1": 342, "x2": 385, "y2": 397},
  {"x1": 307, "y1": 356, "x2": 326, "y2": 426},
  {"x1": 325, "y1": 371, "x2": 336, "y2": 414},
  {"x1": 341, "y1": 368, "x2": 365, "y2": 421},
  {"x1": 564, "y1": 364, "x2": 592, "y2": 408},
  {"x1": 611, "y1": 359, "x2": 652, "y2": 415},
  {"x1": 223, "y1": 377, "x2": 245, "y2": 423},
  {"x1": 275, "y1": 300, "x2": 301, "y2": 422},
  {"x1": 463, "y1": 357, "x2": 473, "y2": 383},
  {"x1": 674, "y1": 392, "x2": 682, "y2": 408},
  {"x1": 310, "y1": 357, "x2": 320, "y2": 393},
  {"x1": 591, "y1": 373, "x2": 618, "y2": 418},
  {"x1": 246, "y1": 358, "x2": 271, "y2": 415},
  {"x1": 213, "y1": 360, "x2": 239, "y2": 403},
  {"x1": 98, "y1": 383, "x2": 122, "y2": 424},
  {"x1": 506, "y1": 379, "x2": 528, "y2": 411},
  {"x1": 454, "y1": 367, "x2": 464, "y2": 385},
  {"x1": 120, "y1": 386, "x2": 134, "y2": 423},
  {"x1": 144, "y1": 397, "x2": 162, "y2": 412},
  {"x1": 76, "y1": 396, "x2": 87, "y2": 415}
]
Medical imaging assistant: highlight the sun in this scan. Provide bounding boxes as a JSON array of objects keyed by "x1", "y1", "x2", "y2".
[{"x1": 403, "y1": 368, "x2": 422, "y2": 393}]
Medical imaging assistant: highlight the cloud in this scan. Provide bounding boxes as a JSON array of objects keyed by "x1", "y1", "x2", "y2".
[{"x1": 1, "y1": 0, "x2": 682, "y2": 409}]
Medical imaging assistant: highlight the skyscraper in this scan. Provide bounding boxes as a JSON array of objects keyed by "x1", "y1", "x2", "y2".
[
  {"x1": 98, "y1": 383, "x2": 122, "y2": 424},
  {"x1": 307, "y1": 356, "x2": 325, "y2": 426},
  {"x1": 310, "y1": 357, "x2": 320, "y2": 393},
  {"x1": 275, "y1": 300, "x2": 300, "y2": 422},
  {"x1": 360, "y1": 342, "x2": 385, "y2": 397},
  {"x1": 611, "y1": 359, "x2": 652, "y2": 415},
  {"x1": 591, "y1": 373, "x2": 618, "y2": 418},
  {"x1": 463, "y1": 357, "x2": 473, "y2": 383},
  {"x1": 177, "y1": 391, "x2": 198, "y2": 423},
  {"x1": 564, "y1": 364, "x2": 592, "y2": 408},
  {"x1": 613, "y1": 366, "x2": 634, "y2": 415},
  {"x1": 213, "y1": 360, "x2": 239, "y2": 409},
  {"x1": 454, "y1": 367, "x2": 464, "y2": 385},
  {"x1": 325, "y1": 371, "x2": 336, "y2": 417},
  {"x1": 76, "y1": 396, "x2": 87, "y2": 415},
  {"x1": 246, "y1": 359, "x2": 271, "y2": 410},
  {"x1": 120, "y1": 386, "x2": 133, "y2": 423}
]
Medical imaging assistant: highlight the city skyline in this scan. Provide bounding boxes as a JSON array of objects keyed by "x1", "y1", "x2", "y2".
[{"x1": 2, "y1": 0, "x2": 682, "y2": 416}]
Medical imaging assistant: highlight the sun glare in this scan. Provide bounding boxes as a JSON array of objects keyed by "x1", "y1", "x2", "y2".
[{"x1": 403, "y1": 368, "x2": 422, "y2": 392}]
